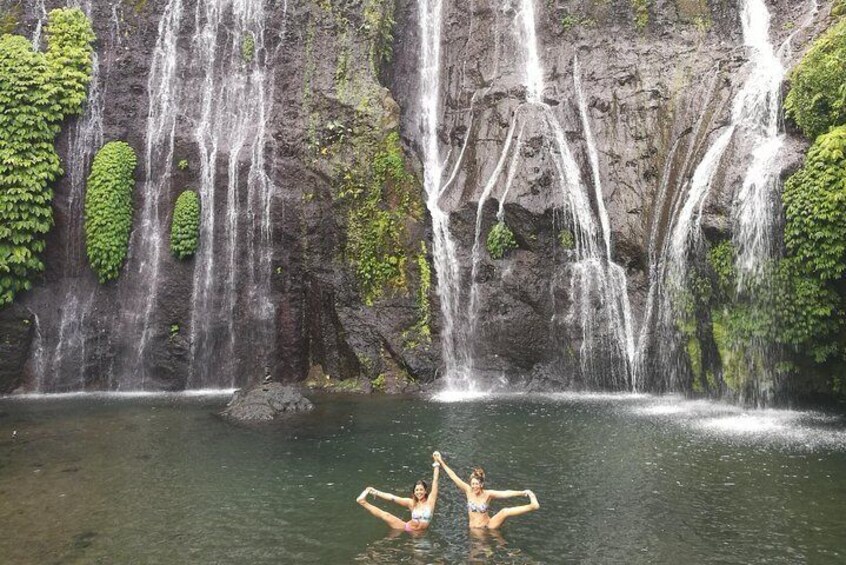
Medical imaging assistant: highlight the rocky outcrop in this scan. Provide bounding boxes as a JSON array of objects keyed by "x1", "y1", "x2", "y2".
[{"x1": 221, "y1": 382, "x2": 314, "y2": 422}]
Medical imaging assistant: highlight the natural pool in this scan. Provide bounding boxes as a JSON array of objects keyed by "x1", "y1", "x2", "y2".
[{"x1": 0, "y1": 392, "x2": 844, "y2": 564}]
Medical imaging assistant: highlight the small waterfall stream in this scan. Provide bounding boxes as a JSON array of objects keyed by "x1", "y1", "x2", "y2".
[
  {"x1": 418, "y1": 0, "x2": 476, "y2": 389},
  {"x1": 127, "y1": 0, "x2": 184, "y2": 388}
]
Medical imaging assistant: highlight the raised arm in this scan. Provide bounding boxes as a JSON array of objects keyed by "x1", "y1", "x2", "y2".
[
  {"x1": 487, "y1": 488, "x2": 532, "y2": 499},
  {"x1": 433, "y1": 451, "x2": 470, "y2": 494},
  {"x1": 428, "y1": 462, "x2": 440, "y2": 506},
  {"x1": 367, "y1": 487, "x2": 413, "y2": 509}
]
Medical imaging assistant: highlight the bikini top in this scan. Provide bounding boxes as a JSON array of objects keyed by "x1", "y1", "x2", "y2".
[
  {"x1": 411, "y1": 505, "x2": 433, "y2": 522},
  {"x1": 467, "y1": 499, "x2": 489, "y2": 513}
]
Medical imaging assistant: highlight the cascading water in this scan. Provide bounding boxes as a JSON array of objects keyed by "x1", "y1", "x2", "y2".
[
  {"x1": 418, "y1": 0, "x2": 476, "y2": 389},
  {"x1": 126, "y1": 0, "x2": 184, "y2": 388},
  {"x1": 641, "y1": 0, "x2": 820, "y2": 396},
  {"x1": 30, "y1": 0, "x2": 47, "y2": 51},
  {"x1": 125, "y1": 0, "x2": 279, "y2": 389},
  {"x1": 32, "y1": 0, "x2": 118, "y2": 391},
  {"x1": 436, "y1": 0, "x2": 634, "y2": 391},
  {"x1": 733, "y1": 0, "x2": 819, "y2": 286},
  {"x1": 187, "y1": 0, "x2": 276, "y2": 388}
]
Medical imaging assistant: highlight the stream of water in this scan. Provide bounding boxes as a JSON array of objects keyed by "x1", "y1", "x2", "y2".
[{"x1": 0, "y1": 394, "x2": 844, "y2": 563}]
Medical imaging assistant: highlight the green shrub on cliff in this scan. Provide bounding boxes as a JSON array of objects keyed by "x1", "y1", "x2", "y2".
[
  {"x1": 782, "y1": 126, "x2": 846, "y2": 282},
  {"x1": 170, "y1": 190, "x2": 200, "y2": 259},
  {"x1": 773, "y1": 126, "x2": 846, "y2": 361},
  {"x1": 0, "y1": 8, "x2": 94, "y2": 305},
  {"x1": 487, "y1": 221, "x2": 517, "y2": 260},
  {"x1": 84, "y1": 142, "x2": 137, "y2": 283},
  {"x1": 785, "y1": 18, "x2": 846, "y2": 139}
]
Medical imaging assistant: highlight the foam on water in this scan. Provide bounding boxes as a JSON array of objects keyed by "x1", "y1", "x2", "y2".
[{"x1": 3, "y1": 389, "x2": 237, "y2": 401}]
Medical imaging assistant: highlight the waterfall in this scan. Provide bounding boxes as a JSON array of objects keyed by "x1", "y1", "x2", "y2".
[
  {"x1": 123, "y1": 0, "x2": 278, "y2": 389},
  {"x1": 418, "y1": 0, "x2": 477, "y2": 389},
  {"x1": 733, "y1": 0, "x2": 819, "y2": 287},
  {"x1": 128, "y1": 0, "x2": 184, "y2": 388},
  {"x1": 31, "y1": 0, "x2": 47, "y2": 51},
  {"x1": 641, "y1": 0, "x2": 820, "y2": 394},
  {"x1": 451, "y1": 0, "x2": 634, "y2": 390},
  {"x1": 33, "y1": 0, "x2": 112, "y2": 391},
  {"x1": 187, "y1": 0, "x2": 276, "y2": 388}
]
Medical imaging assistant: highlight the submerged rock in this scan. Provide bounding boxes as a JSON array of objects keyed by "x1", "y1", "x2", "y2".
[{"x1": 221, "y1": 382, "x2": 313, "y2": 422}]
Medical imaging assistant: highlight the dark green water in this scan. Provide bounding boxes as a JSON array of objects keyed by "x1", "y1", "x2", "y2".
[{"x1": 1, "y1": 392, "x2": 844, "y2": 564}]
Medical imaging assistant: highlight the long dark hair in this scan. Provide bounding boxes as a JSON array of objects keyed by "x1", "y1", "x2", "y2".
[{"x1": 412, "y1": 479, "x2": 429, "y2": 501}]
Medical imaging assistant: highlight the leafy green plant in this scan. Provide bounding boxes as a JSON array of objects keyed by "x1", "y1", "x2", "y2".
[
  {"x1": 559, "y1": 229, "x2": 575, "y2": 250},
  {"x1": 785, "y1": 18, "x2": 846, "y2": 139},
  {"x1": 707, "y1": 240, "x2": 736, "y2": 300},
  {"x1": 170, "y1": 190, "x2": 200, "y2": 259},
  {"x1": 84, "y1": 141, "x2": 137, "y2": 283},
  {"x1": 363, "y1": 0, "x2": 395, "y2": 74},
  {"x1": 782, "y1": 126, "x2": 846, "y2": 281},
  {"x1": 0, "y1": 8, "x2": 94, "y2": 305},
  {"x1": 487, "y1": 221, "x2": 518, "y2": 259},
  {"x1": 177, "y1": 159, "x2": 188, "y2": 171},
  {"x1": 241, "y1": 32, "x2": 255, "y2": 63}
]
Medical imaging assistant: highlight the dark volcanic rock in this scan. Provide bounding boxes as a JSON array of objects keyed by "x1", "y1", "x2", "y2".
[
  {"x1": 221, "y1": 382, "x2": 314, "y2": 422},
  {"x1": 0, "y1": 304, "x2": 35, "y2": 394}
]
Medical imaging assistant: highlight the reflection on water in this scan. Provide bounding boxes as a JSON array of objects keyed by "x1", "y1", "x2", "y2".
[{"x1": 0, "y1": 393, "x2": 844, "y2": 563}]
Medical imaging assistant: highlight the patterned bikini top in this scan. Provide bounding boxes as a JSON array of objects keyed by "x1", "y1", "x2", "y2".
[
  {"x1": 411, "y1": 505, "x2": 433, "y2": 522},
  {"x1": 467, "y1": 499, "x2": 489, "y2": 513}
]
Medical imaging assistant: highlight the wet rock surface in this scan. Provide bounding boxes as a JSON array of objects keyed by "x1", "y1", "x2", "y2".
[
  {"x1": 221, "y1": 382, "x2": 314, "y2": 422},
  {"x1": 3, "y1": 0, "x2": 838, "y2": 397}
]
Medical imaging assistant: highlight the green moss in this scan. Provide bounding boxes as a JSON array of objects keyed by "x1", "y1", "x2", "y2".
[
  {"x1": 340, "y1": 131, "x2": 422, "y2": 305},
  {"x1": 84, "y1": 142, "x2": 137, "y2": 283},
  {"x1": 632, "y1": 0, "x2": 650, "y2": 31},
  {"x1": 785, "y1": 18, "x2": 846, "y2": 139},
  {"x1": 0, "y1": 5, "x2": 20, "y2": 35},
  {"x1": 170, "y1": 190, "x2": 200, "y2": 259},
  {"x1": 487, "y1": 221, "x2": 518, "y2": 259},
  {"x1": 404, "y1": 241, "x2": 432, "y2": 348},
  {"x1": 0, "y1": 10, "x2": 94, "y2": 304},
  {"x1": 372, "y1": 373, "x2": 386, "y2": 391},
  {"x1": 363, "y1": 0, "x2": 395, "y2": 75}
]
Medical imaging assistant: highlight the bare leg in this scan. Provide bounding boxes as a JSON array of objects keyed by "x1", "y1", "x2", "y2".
[
  {"x1": 486, "y1": 491, "x2": 540, "y2": 530},
  {"x1": 357, "y1": 490, "x2": 407, "y2": 530}
]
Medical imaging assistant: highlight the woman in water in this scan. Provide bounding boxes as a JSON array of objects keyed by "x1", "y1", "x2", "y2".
[
  {"x1": 356, "y1": 459, "x2": 440, "y2": 532},
  {"x1": 433, "y1": 451, "x2": 539, "y2": 529}
]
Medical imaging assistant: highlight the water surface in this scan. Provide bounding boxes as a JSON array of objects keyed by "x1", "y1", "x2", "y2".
[{"x1": 1, "y1": 393, "x2": 844, "y2": 563}]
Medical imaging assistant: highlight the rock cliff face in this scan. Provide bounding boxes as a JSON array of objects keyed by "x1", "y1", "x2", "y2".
[{"x1": 0, "y1": 0, "x2": 835, "y2": 397}]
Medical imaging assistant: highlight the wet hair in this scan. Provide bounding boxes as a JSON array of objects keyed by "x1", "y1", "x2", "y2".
[
  {"x1": 412, "y1": 479, "x2": 429, "y2": 501},
  {"x1": 469, "y1": 467, "x2": 486, "y2": 486}
]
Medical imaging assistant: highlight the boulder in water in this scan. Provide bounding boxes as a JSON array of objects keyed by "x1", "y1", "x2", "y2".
[{"x1": 221, "y1": 382, "x2": 313, "y2": 422}]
